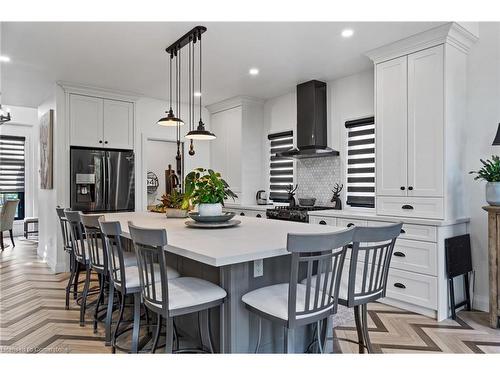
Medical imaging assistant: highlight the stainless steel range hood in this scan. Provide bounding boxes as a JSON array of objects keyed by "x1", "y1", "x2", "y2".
[{"x1": 277, "y1": 80, "x2": 339, "y2": 159}]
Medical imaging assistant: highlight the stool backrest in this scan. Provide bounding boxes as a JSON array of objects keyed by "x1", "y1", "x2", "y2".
[
  {"x1": 287, "y1": 227, "x2": 354, "y2": 326},
  {"x1": 345, "y1": 223, "x2": 403, "y2": 307},
  {"x1": 56, "y1": 206, "x2": 72, "y2": 252},
  {"x1": 98, "y1": 220, "x2": 127, "y2": 290},
  {"x1": 80, "y1": 213, "x2": 106, "y2": 272},
  {"x1": 128, "y1": 222, "x2": 169, "y2": 315},
  {"x1": 64, "y1": 210, "x2": 87, "y2": 263}
]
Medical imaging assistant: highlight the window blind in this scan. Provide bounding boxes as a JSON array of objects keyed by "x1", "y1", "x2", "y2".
[
  {"x1": 268, "y1": 131, "x2": 294, "y2": 202},
  {"x1": 0, "y1": 135, "x2": 25, "y2": 193},
  {"x1": 345, "y1": 117, "x2": 375, "y2": 208}
]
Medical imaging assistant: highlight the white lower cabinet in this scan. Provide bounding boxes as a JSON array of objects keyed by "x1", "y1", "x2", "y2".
[
  {"x1": 389, "y1": 239, "x2": 437, "y2": 276},
  {"x1": 386, "y1": 269, "x2": 438, "y2": 309},
  {"x1": 309, "y1": 216, "x2": 336, "y2": 226},
  {"x1": 376, "y1": 196, "x2": 444, "y2": 219},
  {"x1": 224, "y1": 208, "x2": 266, "y2": 218}
]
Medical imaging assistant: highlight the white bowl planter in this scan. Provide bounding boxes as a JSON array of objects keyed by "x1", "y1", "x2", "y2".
[
  {"x1": 198, "y1": 203, "x2": 223, "y2": 216},
  {"x1": 486, "y1": 182, "x2": 500, "y2": 206}
]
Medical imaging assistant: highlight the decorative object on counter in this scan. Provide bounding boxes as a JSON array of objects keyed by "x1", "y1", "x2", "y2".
[
  {"x1": 185, "y1": 219, "x2": 241, "y2": 229},
  {"x1": 298, "y1": 197, "x2": 316, "y2": 207},
  {"x1": 470, "y1": 155, "x2": 500, "y2": 206},
  {"x1": 330, "y1": 183, "x2": 343, "y2": 210},
  {"x1": 146, "y1": 171, "x2": 159, "y2": 194},
  {"x1": 492, "y1": 123, "x2": 500, "y2": 145},
  {"x1": 188, "y1": 211, "x2": 235, "y2": 223},
  {"x1": 165, "y1": 164, "x2": 181, "y2": 194},
  {"x1": 256, "y1": 190, "x2": 267, "y2": 205},
  {"x1": 150, "y1": 189, "x2": 190, "y2": 217},
  {"x1": 285, "y1": 184, "x2": 298, "y2": 207},
  {"x1": 184, "y1": 168, "x2": 237, "y2": 216}
]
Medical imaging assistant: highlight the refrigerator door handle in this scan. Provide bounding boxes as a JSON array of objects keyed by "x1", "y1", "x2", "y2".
[
  {"x1": 107, "y1": 152, "x2": 112, "y2": 210},
  {"x1": 102, "y1": 154, "x2": 107, "y2": 210}
]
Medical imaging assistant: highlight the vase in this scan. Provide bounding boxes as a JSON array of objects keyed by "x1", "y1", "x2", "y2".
[
  {"x1": 165, "y1": 208, "x2": 188, "y2": 218},
  {"x1": 486, "y1": 182, "x2": 500, "y2": 206},
  {"x1": 198, "y1": 203, "x2": 223, "y2": 216}
]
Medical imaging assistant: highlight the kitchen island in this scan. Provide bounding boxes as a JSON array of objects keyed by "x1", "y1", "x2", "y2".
[{"x1": 103, "y1": 211, "x2": 345, "y2": 353}]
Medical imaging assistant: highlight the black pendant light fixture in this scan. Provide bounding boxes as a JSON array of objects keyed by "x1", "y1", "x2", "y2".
[
  {"x1": 185, "y1": 28, "x2": 216, "y2": 141},
  {"x1": 157, "y1": 48, "x2": 184, "y2": 127}
]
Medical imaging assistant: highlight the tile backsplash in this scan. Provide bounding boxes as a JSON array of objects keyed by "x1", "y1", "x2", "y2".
[{"x1": 296, "y1": 157, "x2": 341, "y2": 206}]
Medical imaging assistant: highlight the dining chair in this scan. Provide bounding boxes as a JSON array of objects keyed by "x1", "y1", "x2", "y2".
[
  {"x1": 128, "y1": 222, "x2": 227, "y2": 354},
  {"x1": 99, "y1": 220, "x2": 180, "y2": 353},
  {"x1": 0, "y1": 199, "x2": 19, "y2": 251},
  {"x1": 242, "y1": 227, "x2": 354, "y2": 353}
]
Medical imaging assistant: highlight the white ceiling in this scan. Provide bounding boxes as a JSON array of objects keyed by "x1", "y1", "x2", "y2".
[{"x1": 1, "y1": 22, "x2": 444, "y2": 108}]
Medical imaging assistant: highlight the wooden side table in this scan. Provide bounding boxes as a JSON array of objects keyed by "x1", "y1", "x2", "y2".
[{"x1": 483, "y1": 205, "x2": 500, "y2": 328}]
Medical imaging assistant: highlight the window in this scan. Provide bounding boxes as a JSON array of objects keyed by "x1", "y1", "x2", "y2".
[
  {"x1": 345, "y1": 116, "x2": 375, "y2": 208},
  {"x1": 268, "y1": 130, "x2": 294, "y2": 203},
  {"x1": 0, "y1": 135, "x2": 26, "y2": 220}
]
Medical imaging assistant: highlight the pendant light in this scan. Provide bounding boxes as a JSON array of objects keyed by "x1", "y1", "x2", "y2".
[
  {"x1": 185, "y1": 29, "x2": 216, "y2": 140},
  {"x1": 157, "y1": 50, "x2": 184, "y2": 127}
]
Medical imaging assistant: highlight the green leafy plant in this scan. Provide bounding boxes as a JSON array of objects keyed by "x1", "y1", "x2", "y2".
[
  {"x1": 470, "y1": 155, "x2": 500, "y2": 182},
  {"x1": 158, "y1": 189, "x2": 188, "y2": 209},
  {"x1": 184, "y1": 168, "x2": 238, "y2": 206}
]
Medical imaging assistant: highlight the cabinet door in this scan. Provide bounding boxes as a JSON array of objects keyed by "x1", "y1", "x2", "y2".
[
  {"x1": 103, "y1": 99, "x2": 134, "y2": 149},
  {"x1": 375, "y1": 56, "x2": 408, "y2": 196},
  {"x1": 407, "y1": 46, "x2": 444, "y2": 197},
  {"x1": 69, "y1": 94, "x2": 103, "y2": 147}
]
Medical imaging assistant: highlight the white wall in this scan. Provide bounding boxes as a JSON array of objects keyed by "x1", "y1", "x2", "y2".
[
  {"x1": 0, "y1": 104, "x2": 39, "y2": 235},
  {"x1": 464, "y1": 22, "x2": 500, "y2": 311}
]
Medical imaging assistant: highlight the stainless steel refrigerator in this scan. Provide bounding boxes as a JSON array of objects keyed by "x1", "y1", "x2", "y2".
[{"x1": 70, "y1": 147, "x2": 135, "y2": 213}]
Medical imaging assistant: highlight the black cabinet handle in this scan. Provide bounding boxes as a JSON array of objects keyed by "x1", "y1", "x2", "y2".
[
  {"x1": 408, "y1": 186, "x2": 413, "y2": 191},
  {"x1": 104, "y1": 141, "x2": 108, "y2": 145},
  {"x1": 400, "y1": 186, "x2": 405, "y2": 191},
  {"x1": 402, "y1": 204, "x2": 414, "y2": 210},
  {"x1": 319, "y1": 220, "x2": 327, "y2": 225},
  {"x1": 394, "y1": 282, "x2": 406, "y2": 289},
  {"x1": 347, "y1": 223, "x2": 355, "y2": 228},
  {"x1": 99, "y1": 140, "x2": 103, "y2": 144},
  {"x1": 394, "y1": 251, "x2": 406, "y2": 257},
  {"x1": 240, "y1": 212, "x2": 245, "y2": 216},
  {"x1": 256, "y1": 214, "x2": 262, "y2": 218},
  {"x1": 400, "y1": 229, "x2": 406, "y2": 234}
]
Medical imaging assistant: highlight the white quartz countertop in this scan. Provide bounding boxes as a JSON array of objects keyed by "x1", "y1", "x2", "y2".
[
  {"x1": 104, "y1": 211, "x2": 345, "y2": 267},
  {"x1": 224, "y1": 203, "x2": 274, "y2": 212},
  {"x1": 307, "y1": 209, "x2": 470, "y2": 226}
]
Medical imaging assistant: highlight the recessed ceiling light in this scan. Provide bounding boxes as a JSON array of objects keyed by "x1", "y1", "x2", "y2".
[
  {"x1": 341, "y1": 29, "x2": 354, "y2": 38},
  {"x1": 0, "y1": 55, "x2": 11, "y2": 62},
  {"x1": 194, "y1": 92, "x2": 202, "y2": 97},
  {"x1": 249, "y1": 68, "x2": 259, "y2": 76}
]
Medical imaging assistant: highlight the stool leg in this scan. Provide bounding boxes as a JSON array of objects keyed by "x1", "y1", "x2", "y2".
[
  {"x1": 354, "y1": 305, "x2": 365, "y2": 353},
  {"x1": 80, "y1": 266, "x2": 91, "y2": 327},
  {"x1": 130, "y1": 293, "x2": 141, "y2": 353},
  {"x1": 105, "y1": 282, "x2": 115, "y2": 346},
  {"x1": 9, "y1": 229, "x2": 15, "y2": 247},
  {"x1": 65, "y1": 257, "x2": 77, "y2": 310},
  {"x1": 73, "y1": 260, "x2": 80, "y2": 299},
  {"x1": 361, "y1": 304, "x2": 373, "y2": 353},
  {"x1": 165, "y1": 317, "x2": 174, "y2": 354},
  {"x1": 152, "y1": 313, "x2": 162, "y2": 354},
  {"x1": 1, "y1": 232, "x2": 4, "y2": 251},
  {"x1": 112, "y1": 292, "x2": 126, "y2": 354},
  {"x1": 24, "y1": 223, "x2": 28, "y2": 239},
  {"x1": 254, "y1": 316, "x2": 262, "y2": 354},
  {"x1": 284, "y1": 327, "x2": 295, "y2": 353},
  {"x1": 93, "y1": 273, "x2": 105, "y2": 333}
]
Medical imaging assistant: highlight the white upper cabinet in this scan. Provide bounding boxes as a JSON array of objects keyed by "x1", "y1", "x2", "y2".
[
  {"x1": 69, "y1": 94, "x2": 103, "y2": 148},
  {"x1": 407, "y1": 45, "x2": 444, "y2": 197},
  {"x1": 69, "y1": 94, "x2": 134, "y2": 149},
  {"x1": 376, "y1": 56, "x2": 408, "y2": 197},
  {"x1": 103, "y1": 99, "x2": 134, "y2": 149}
]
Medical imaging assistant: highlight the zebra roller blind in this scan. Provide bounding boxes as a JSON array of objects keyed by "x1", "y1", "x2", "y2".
[
  {"x1": 268, "y1": 130, "x2": 294, "y2": 202},
  {"x1": 345, "y1": 116, "x2": 375, "y2": 208},
  {"x1": 0, "y1": 135, "x2": 25, "y2": 194}
]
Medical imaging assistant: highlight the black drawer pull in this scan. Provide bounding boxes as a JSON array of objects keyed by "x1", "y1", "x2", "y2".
[
  {"x1": 400, "y1": 229, "x2": 406, "y2": 234},
  {"x1": 240, "y1": 212, "x2": 245, "y2": 216},
  {"x1": 408, "y1": 186, "x2": 413, "y2": 191},
  {"x1": 394, "y1": 251, "x2": 406, "y2": 257},
  {"x1": 394, "y1": 282, "x2": 406, "y2": 289},
  {"x1": 319, "y1": 220, "x2": 327, "y2": 225},
  {"x1": 104, "y1": 141, "x2": 108, "y2": 145},
  {"x1": 347, "y1": 223, "x2": 355, "y2": 228},
  {"x1": 402, "y1": 204, "x2": 414, "y2": 210},
  {"x1": 256, "y1": 214, "x2": 262, "y2": 218},
  {"x1": 400, "y1": 186, "x2": 405, "y2": 191},
  {"x1": 99, "y1": 140, "x2": 103, "y2": 144}
]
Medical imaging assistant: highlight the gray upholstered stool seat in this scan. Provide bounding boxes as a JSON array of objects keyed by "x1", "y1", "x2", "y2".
[
  {"x1": 151, "y1": 277, "x2": 226, "y2": 312},
  {"x1": 242, "y1": 283, "x2": 331, "y2": 322}
]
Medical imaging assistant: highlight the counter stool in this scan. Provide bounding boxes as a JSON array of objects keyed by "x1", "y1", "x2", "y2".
[
  {"x1": 56, "y1": 207, "x2": 77, "y2": 310},
  {"x1": 242, "y1": 228, "x2": 354, "y2": 353},
  {"x1": 23, "y1": 217, "x2": 38, "y2": 239},
  {"x1": 128, "y1": 222, "x2": 227, "y2": 354},
  {"x1": 99, "y1": 220, "x2": 180, "y2": 353}
]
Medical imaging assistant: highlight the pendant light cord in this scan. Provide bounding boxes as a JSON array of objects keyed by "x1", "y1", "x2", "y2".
[
  {"x1": 169, "y1": 54, "x2": 173, "y2": 109},
  {"x1": 199, "y1": 31, "x2": 202, "y2": 122}
]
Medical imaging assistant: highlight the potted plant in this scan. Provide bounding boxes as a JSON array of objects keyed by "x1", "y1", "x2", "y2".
[
  {"x1": 184, "y1": 168, "x2": 237, "y2": 216},
  {"x1": 157, "y1": 189, "x2": 190, "y2": 218},
  {"x1": 470, "y1": 155, "x2": 500, "y2": 206}
]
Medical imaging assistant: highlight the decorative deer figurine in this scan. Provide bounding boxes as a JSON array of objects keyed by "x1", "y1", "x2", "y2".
[{"x1": 330, "y1": 183, "x2": 343, "y2": 210}]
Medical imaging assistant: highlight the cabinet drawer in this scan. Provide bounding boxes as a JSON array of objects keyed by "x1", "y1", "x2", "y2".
[
  {"x1": 390, "y1": 239, "x2": 437, "y2": 276},
  {"x1": 337, "y1": 218, "x2": 367, "y2": 228},
  {"x1": 309, "y1": 216, "x2": 336, "y2": 226},
  {"x1": 386, "y1": 268, "x2": 437, "y2": 309},
  {"x1": 367, "y1": 221, "x2": 437, "y2": 242},
  {"x1": 376, "y1": 196, "x2": 444, "y2": 220}
]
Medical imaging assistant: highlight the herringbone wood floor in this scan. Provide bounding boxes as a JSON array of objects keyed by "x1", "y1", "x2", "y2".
[{"x1": 1, "y1": 238, "x2": 500, "y2": 353}]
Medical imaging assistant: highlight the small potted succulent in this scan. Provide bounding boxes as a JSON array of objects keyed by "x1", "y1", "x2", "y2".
[
  {"x1": 158, "y1": 189, "x2": 190, "y2": 218},
  {"x1": 470, "y1": 155, "x2": 500, "y2": 206},
  {"x1": 184, "y1": 168, "x2": 237, "y2": 216}
]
